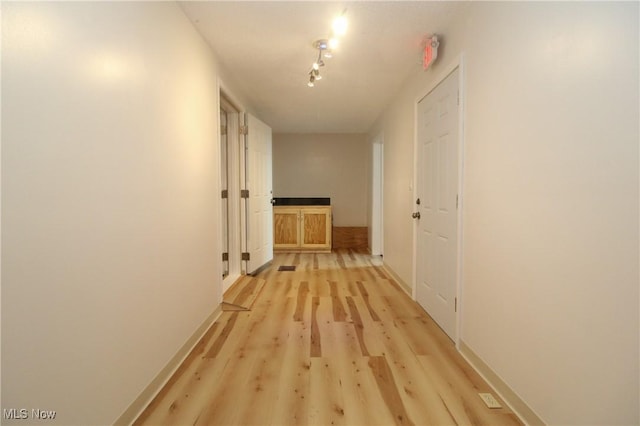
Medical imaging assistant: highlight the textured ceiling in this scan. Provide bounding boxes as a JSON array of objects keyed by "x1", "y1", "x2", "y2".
[{"x1": 180, "y1": 2, "x2": 465, "y2": 133}]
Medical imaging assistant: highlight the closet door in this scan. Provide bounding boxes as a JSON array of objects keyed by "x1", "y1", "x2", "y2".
[{"x1": 244, "y1": 113, "x2": 273, "y2": 273}]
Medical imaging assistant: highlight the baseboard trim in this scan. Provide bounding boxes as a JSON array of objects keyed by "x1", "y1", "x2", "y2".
[
  {"x1": 113, "y1": 305, "x2": 223, "y2": 426},
  {"x1": 459, "y1": 341, "x2": 546, "y2": 426},
  {"x1": 381, "y1": 262, "x2": 412, "y2": 297}
]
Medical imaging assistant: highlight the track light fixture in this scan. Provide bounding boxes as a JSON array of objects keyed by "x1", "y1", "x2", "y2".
[
  {"x1": 307, "y1": 39, "x2": 329, "y2": 87},
  {"x1": 306, "y1": 10, "x2": 347, "y2": 87}
]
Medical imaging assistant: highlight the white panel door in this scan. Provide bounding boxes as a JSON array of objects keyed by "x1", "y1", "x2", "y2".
[
  {"x1": 415, "y1": 68, "x2": 459, "y2": 340},
  {"x1": 245, "y1": 113, "x2": 273, "y2": 273},
  {"x1": 220, "y1": 107, "x2": 230, "y2": 279}
]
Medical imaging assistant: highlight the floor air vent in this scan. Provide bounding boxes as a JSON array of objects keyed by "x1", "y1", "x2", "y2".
[{"x1": 278, "y1": 266, "x2": 296, "y2": 272}]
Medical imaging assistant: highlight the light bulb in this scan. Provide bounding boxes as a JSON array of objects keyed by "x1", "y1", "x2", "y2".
[
  {"x1": 308, "y1": 80, "x2": 315, "y2": 87},
  {"x1": 316, "y1": 74, "x2": 322, "y2": 81},
  {"x1": 313, "y1": 62, "x2": 319, "y2": 71},
  {"x1": 332, "y1": 15, "x2": 347, "y2": 36}
]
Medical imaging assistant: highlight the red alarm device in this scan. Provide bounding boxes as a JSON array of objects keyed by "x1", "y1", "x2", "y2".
[{"x1": 423, "y1": 35, "x2": 439, "y2": 70}]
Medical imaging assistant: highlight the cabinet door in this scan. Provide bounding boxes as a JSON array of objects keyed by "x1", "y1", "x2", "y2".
[
  {"x1": 301, "y1": 208, "x2": 331, "y2": 250},
  {"x1": 274, "y1": 208, "x2": 300, "y2": 249}
]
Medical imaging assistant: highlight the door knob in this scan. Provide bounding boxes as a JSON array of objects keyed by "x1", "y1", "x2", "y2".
[
  {"x1": 412, "y1": 212, "x2": 421, "y2": 219},
  {"x1": 270, "y1": 199, "x2": 276, "y2": 205}
]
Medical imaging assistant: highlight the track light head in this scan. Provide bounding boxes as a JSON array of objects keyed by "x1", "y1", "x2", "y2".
[
  {"x1": 332, "y1": 14, "x2": 348, "y2": 36},
  {"x1": 314, "y1": 39, "x2": 329, "y2": 50}
]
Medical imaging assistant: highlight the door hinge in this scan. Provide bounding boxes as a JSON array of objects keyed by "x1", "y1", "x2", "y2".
[
  {"x1": 240, "y1": 189, "x2": 249, "y2": 199},
  {"x1": 221, "y1": 189, "x2": 228, "y2": 199},
  {"x1": 457, "y1": 91, "x2": 460, "y2": 106},
  {"x1": 220, "y1": 125, "x2": 227, "y2": 136},
  {"x1": 241, "y1": 252, "x2": 250, "y2": 261},
  {"x1": 239, "y1": 125, "x2": 248, "y2": 135},
  {"x1": 222, "y1": 252, "x2": 229, "y2": 261},
  {"x1": 456, "y1": 194, "x2": 459, "y2": 209},
  {"x1": 455, "y1": 297, "x2": 457, "y2": 312}
]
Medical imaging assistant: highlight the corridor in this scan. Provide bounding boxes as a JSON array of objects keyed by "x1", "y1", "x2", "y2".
[{"x1": 135, "y1": 252, "x2": 521, "y2": 425}]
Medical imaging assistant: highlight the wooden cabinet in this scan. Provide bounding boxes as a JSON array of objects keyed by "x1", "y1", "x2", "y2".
[
  {"x1": 300, "y1": 207, "x2": 332, "y2": 251},
  {"x1": 273, "y1": 208, "x2": 300, "y2": 250},
  {"x1": 273, "y1": 206, "x2": 332, "y2": 253}
]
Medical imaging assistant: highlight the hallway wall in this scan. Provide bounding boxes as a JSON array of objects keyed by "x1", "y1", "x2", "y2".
[
  {"x1": 1, "y1": 3, "x2": 244, "y2": 424},
  {"x1": 273, "y1": 133, "x2": 368, "y2": 227},
  {"x1": 369, "y1": 2, "x2": 639, "y2": 424}
]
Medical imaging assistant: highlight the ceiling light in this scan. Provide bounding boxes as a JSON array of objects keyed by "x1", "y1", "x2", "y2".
[
  {"x1": 313, "y1": 49, "x2": 325, "y2": 71},
  {"x1": 307, "y1": 39, "x2": 330, "y2": 87},
  {"x1": 314, "y1": 39, "x2": 329, "y2": 51},
  {"x1": 305, "y1": 9, "x2": 347, "y2": 87},
  {"x1": 332, "y1": 15, "x2": 347, "y2": 36},
  {"x1": 315, "y1": 39, "x2": 328, "y2": 50}
]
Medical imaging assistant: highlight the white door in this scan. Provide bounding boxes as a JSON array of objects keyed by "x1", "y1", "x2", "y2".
[
  {"x1": 415, "y1": 68, "x2": 460, "y2": 340},
  {"x1": 244, "y1": 113, "x2": 273, "y2": 274},
  {"x1": 220, "y1": 107, "x2": 229, "y2": 279}
]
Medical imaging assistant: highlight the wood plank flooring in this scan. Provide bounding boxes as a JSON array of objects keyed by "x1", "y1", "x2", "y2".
[
  {"x1": 222, "y1": 276, "x2": 266, "y2": 311},
  {"x1": 134, "y1": 251, "x2": 522, "y2": 426}
]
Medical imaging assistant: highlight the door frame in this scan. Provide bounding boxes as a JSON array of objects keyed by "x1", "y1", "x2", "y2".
[
  {"x1": 371, "y1": 134, "x2": 384, "y2": 256},
  {"x1": 218, "y1": 81, "x2": 245, "y2": 293},
  {"x1": 412, "y1": 54, "x2": 465, "y2": 346}
]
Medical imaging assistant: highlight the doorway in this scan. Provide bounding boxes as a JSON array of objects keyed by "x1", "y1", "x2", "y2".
[
  {"x1": 414, "y1": 66, "x2": 462, "y2": 341},
  {"x1": 371, "y1": 136, "x2": 384, "y2": 256},
  {"x1": 220, "y1": 94, "x2": 242, "y2": 293}
]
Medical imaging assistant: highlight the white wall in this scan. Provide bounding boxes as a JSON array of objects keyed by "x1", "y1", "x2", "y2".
[
  {"x1": 1, "y1": 3, "x2": 228, "y2": 424},
  {"x1": 273, "y1": 133, "x2": 368, "y2": 227},
  {"x1": 369, "y1": 2, "x2": 639, "y2": 425}
]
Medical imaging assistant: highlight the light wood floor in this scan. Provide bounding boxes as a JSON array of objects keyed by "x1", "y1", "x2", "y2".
[{"x1": 134, "y1": 251, "x2": 522, "y2": 426}]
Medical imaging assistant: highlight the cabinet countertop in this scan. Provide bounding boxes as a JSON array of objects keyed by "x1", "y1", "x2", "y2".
[{"x1": 272, "y1": 197, "x2": 330, "y2": 206}]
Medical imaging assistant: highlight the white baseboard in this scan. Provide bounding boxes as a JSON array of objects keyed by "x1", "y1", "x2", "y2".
[
  {"x1": 113, "y1": 305, "x2": 223, "y2": 426},
  {"x1": 378, "y1": 264, "x2": 543, "y2": 424},
  {"x1": 459, "y1": 341, "x2": 546, "y2": 426},
  {"x1": 381, "y1": 262, "x2": 412, "y2": 296},
  {"x1": 223, "y1": 272, "x2": 241, "y2": 294}
]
